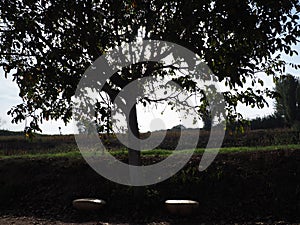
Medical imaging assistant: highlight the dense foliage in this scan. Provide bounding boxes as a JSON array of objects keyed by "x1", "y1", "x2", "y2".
[{"x1": 0, "y1": 0, "x2": 300, "y2": 132}]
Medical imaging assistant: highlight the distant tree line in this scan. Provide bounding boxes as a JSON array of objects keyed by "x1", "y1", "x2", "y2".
[
  {"x1": 249, "y1": 115, "x2": 285, "y2": 130},
  {"x1": 250, "y1": 74, "x2": 300, "y2": 130}
]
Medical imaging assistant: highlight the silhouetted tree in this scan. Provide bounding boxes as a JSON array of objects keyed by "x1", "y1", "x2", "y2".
[
  {"x1": 1, "y1": 0, "x2": 300, "y2": 168},
  {"x1": 275, "y1": 74, "x2": 300, "y2": 127}
]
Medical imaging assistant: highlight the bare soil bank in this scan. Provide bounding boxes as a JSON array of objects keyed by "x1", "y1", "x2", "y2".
[{"x1": 0, "y1": 149, "x2": 299, "y2": 224}]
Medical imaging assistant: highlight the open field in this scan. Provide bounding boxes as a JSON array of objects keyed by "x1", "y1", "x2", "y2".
[{"x1": 0, "y1": 128, "x2": 299, "y2": 158}]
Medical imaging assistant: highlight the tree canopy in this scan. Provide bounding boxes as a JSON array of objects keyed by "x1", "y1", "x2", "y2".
[{"x1": 1, "y1": 0, "x2": 300, "y2": 132}]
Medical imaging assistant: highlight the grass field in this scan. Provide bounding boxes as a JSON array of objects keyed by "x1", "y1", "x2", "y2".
[
  {"x1": 0, "y1": 128, "x2": 299, "y2": 160},
  {"x1": 1, "y1": 143, "x2": 299, "y2": 159}
]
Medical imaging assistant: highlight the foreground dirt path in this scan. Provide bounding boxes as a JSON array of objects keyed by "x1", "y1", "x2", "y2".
[{"x1": 0, "y1": 216, "x2": 299, "y2": 225}]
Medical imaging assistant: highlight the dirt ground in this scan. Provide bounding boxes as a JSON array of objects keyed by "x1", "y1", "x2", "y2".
[
  {"x1": 0, "y1": 216, "x2": 299, "y2": 225},
  {"x1": 0, "y1": 149, "x2": 300, "y2": 224}
]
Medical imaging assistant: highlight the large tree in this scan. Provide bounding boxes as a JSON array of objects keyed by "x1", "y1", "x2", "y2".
[{"x1": 1, "y1": 0, "x2": 300, "y2": 163}]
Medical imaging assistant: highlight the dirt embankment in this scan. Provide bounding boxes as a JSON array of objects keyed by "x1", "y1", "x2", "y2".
[{"x1": 0, "y1": 149, "x2": 299, "y2": 224}]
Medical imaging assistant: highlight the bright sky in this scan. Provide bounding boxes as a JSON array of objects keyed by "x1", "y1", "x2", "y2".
[{"x1": 0, "y1": 46, "x2": 300, "y2": 135}]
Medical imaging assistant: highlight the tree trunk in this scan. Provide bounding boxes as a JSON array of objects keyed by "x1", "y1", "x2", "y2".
[
  {"x1": 127, "y1": 103, "x2": 144, "y2": 201},
  {"x1": 128, "y1": 103, "x2": 141, "y2": 166}
]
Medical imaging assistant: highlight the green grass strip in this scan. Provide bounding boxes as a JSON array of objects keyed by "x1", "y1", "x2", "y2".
[{"x1": 1, "y1": 144, "x2": 299, "y2": 159}]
